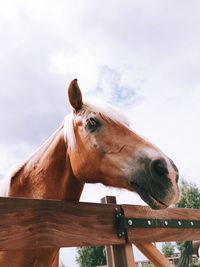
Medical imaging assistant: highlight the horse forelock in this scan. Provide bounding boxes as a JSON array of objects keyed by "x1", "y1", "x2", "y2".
[{"x1": 64, "y1": 99, "x2": 130, "y2": 149}]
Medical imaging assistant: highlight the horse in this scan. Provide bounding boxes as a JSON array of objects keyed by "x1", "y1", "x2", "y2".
[{"x1": 0, "y1": 79, "x2": 179, "y2": 267}]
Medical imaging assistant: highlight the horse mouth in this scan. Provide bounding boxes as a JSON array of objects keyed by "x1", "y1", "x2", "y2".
[{"x1": 130, "y1": 182, "x2": 168, "y2": 210}]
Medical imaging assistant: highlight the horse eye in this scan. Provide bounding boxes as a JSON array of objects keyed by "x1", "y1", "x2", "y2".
[{"x1": 86, "y1": 118, "x2": 101, "y2": 132}]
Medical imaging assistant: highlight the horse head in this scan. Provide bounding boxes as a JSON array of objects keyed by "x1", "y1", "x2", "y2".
[{"x1": 65, "y1": 79, "x2": 179, "y2": 209}]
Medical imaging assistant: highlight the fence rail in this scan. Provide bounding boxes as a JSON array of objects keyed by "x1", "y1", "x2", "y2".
[
  {"x1": 123, "y1": 204, "x2": 200, "y2": 243},
  {"x1": 0, "y1": 196, "x2": 124, "y2": 250},
  {"x1": 0, "y1": 196, "x2": 200, "y2": 266}
]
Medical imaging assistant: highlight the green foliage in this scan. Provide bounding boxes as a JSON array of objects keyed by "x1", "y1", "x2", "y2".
[
  {"x1": 161, "y1": 242, "x2": 175, "y2": 257},
  {"x1": 76, "y1": 246, "x2": 106, "y2": 267},
  {"x1": 176, "y1": 179, "x2": 200, "y2": 266},
  {"x1": 176, "y1": 180, "x2": 200, "y2": 209},
  {"x1": 176, "y1": 240, "x2": 185, "y2": 253},
  {"x1": 176, "y1": 180, "x2": 200, "y2": 252}
]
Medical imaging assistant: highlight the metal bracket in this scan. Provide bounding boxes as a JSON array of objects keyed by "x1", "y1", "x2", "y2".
[
  {"x1": 115, "y1": 208, "x2": 126, "y2": 238},
  {"x1": 115, "y1": 209, "x2": 200, "y2": 238}
]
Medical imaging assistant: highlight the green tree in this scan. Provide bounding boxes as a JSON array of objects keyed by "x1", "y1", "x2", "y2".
[
  {"x1": 76, "y1": 246, "x2": 106, "y2": 267},
  {"x1": 176, "y1": 180, "x2": 200, "y2": 210},
  {"x1": 162, "y1": 242, "x2": 175, "y2": 257},
  {"x1": 176, "y1": 179, "x2": 200, "y2": 267}
]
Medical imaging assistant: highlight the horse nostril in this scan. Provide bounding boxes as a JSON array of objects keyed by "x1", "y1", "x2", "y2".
[{"x1": 150, "y1": 159, "x2": 169, "y2": 176}]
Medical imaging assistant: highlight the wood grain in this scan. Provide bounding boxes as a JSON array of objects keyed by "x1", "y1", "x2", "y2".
[
  {"x1": 1, "y1": 197, "x2": 200, "y2": 252},
  {"x1": 123, "y1": 204, "x2": 200, "y2": 243},
  {"x1": 0, "y1": 197, "x2": 125, "y2": 250}
]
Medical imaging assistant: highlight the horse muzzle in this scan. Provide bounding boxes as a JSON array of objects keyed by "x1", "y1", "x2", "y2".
[{"x1": 128, "y1": 157, "x2": 179, "y2": 209}]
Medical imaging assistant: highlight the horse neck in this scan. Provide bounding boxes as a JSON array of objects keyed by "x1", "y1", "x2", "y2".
[{"x1": 9, "y1": 126, "x2": 84, "y2": 201}]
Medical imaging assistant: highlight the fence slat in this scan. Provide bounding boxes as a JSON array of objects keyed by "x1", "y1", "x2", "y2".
[
  {"x1": 0, "y1": 197, "x2": 125, "y2": 250},
  {"x1": 1, "y1": 196, "x2": 200, "y2": 253},
  {"x1": 123, "y1": 204, "x2": 200, "y2": 243}
]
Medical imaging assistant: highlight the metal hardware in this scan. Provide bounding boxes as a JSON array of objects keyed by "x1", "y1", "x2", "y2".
[
  {"x1": 123, "y1": 218, "x2": 200, "y2": 228},
  {"x1": 115, "y1": 208, "x2": 126, "y2": 238},
  {"x1": 115, "y1": 209, "x2": 200, "y2": 238},
  {"x1": 128, "y1": 219, "x2": 133, "y2": 226}
]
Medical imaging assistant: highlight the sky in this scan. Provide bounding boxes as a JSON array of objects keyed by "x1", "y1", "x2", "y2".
[{"x1": 0, "y1": 0, "x2": 200, "y2": 266}]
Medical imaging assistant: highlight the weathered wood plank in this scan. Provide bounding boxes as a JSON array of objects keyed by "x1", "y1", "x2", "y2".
[
  {"x1": 0, "y1": 197, "x2": 125, "y2": 250},
  {"x1": 1, "y1": 197, "x2": 200, "y2": 252},
  {"x1": 123, "y1": 204, "x2": 200, "y2": 243}
]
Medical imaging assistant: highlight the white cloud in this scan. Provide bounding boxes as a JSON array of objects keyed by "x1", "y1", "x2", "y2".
[{"x1": 0, "y1": 142, "x2": 34, "y2": 176}]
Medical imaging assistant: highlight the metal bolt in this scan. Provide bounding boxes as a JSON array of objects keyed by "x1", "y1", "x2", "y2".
[
  {"x1": 147, "y1": 220, "x2": 151, "y2": 225},
  {"x1": 190, "y1": 221, "x2": 194, "y2": 226},
  {"x1": 118, "y1": 232, "x2": 125, "y2": 237},
  {"x1": 128, "y1": 219, "x2": 133, "y2": 226},
  {"x1": 164, "y1": 221, "x2": 168, "y2": 226},
  {"x1": 178, "y1": 221, "x2": 181, "y2": 226}
]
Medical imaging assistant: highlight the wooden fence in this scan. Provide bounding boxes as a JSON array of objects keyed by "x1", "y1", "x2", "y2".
[{"x1": 0, "y1": 196, "x2": 200, "y2": 266}]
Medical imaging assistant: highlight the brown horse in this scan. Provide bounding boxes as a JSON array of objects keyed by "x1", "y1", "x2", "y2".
[{"x1": 0, "y1": 79, "x2": 179, "y2": 267}]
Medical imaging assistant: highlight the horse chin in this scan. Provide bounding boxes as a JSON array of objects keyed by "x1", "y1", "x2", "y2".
[{"x1": 129, "y1": 182, "x2": 169, "y2": 210}]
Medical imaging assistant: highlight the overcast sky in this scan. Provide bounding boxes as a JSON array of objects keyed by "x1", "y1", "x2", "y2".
[{"x1": 1, "y1": 0, "x2": 200, "y2": 266}]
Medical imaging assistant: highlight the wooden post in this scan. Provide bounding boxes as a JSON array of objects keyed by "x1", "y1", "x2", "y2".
[{"x1": 101, "y1": 196, "x2": 136, "y2": 267}]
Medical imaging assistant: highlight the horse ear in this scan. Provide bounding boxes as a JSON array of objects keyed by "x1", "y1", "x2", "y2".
[{"x1": 68, "y1": 79, "x2": 83, "y2": 111}]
